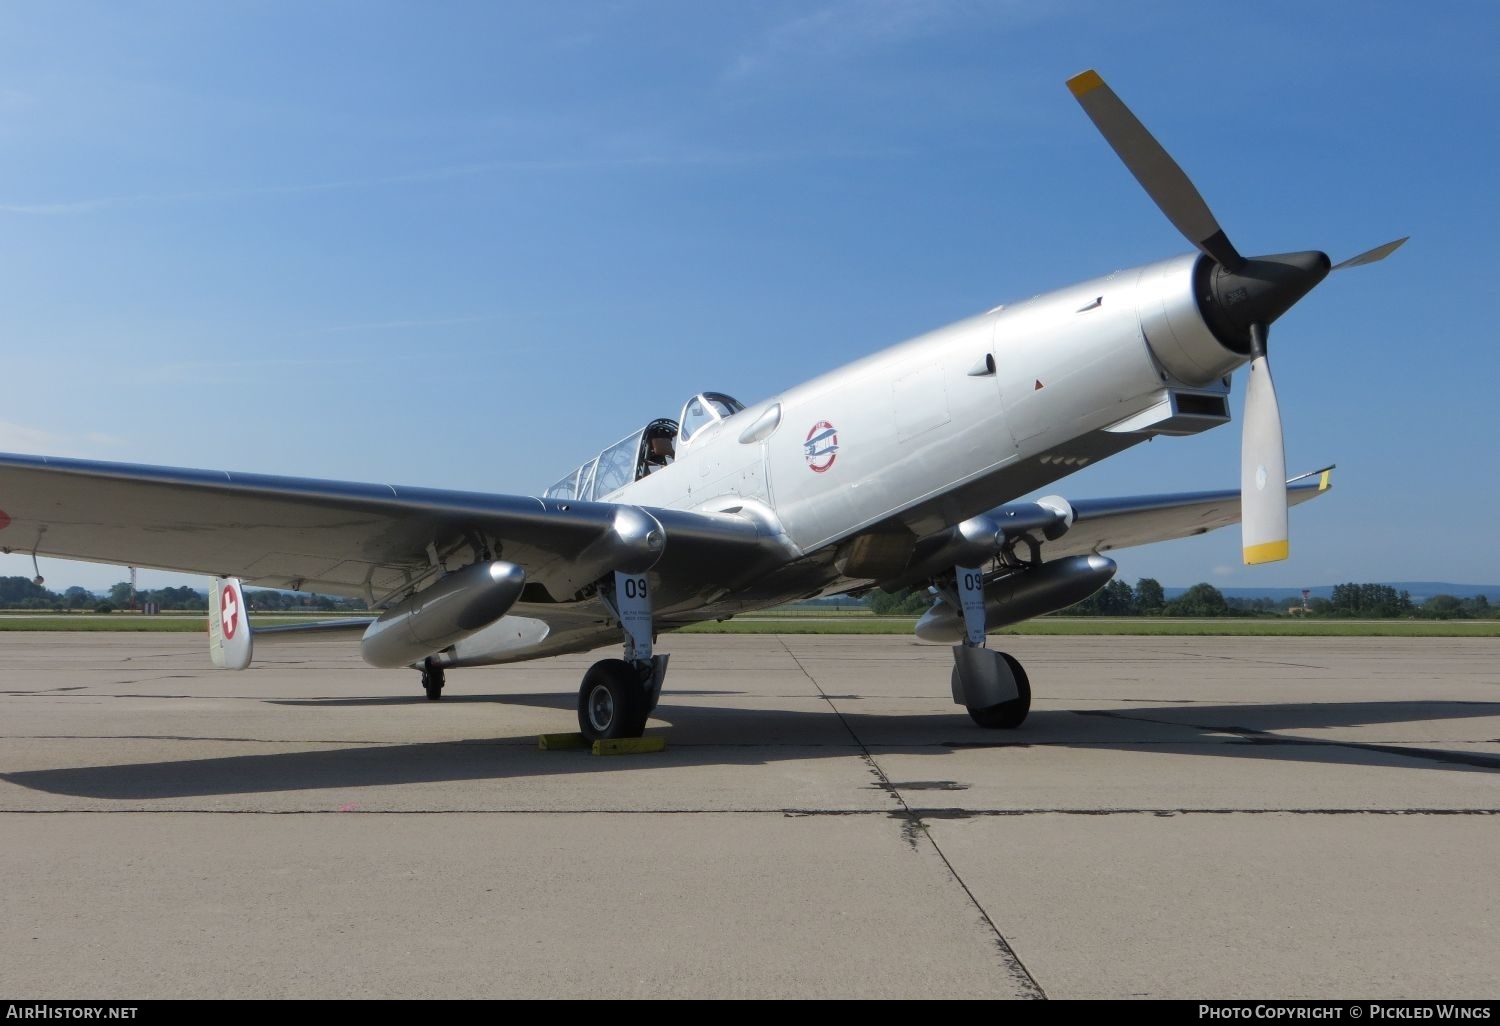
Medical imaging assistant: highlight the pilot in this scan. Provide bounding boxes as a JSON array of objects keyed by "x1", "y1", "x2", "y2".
[{"x1": 644, "y1": 421, "x2": 677, "y2": 471}]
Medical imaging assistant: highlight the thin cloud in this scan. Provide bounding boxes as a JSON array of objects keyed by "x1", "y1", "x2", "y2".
[
  {"x1": 726, "y1": 0, "x2": 1051, "y2": 80},
  {"x1": 0, "y1": 151, "x2": 759, "y2": 217},
  {"x1": 133, "y1": 357, "x2": 358, "y2": 386},
  {"x1": 0, "y1": 421, "x2": 67, "y2": 453},
  {"x1": 727, "y1": 0, "x2": 961, "y2": 79},
  {"x1": 0, "y1": 421, "x2": 126, "y2": 458},
  {"x1": 323, "y1": 314, "x2": 509, "y2": 334},
  {"x1": 0, "y1": 198, "x2": 124, "y2": 215}
]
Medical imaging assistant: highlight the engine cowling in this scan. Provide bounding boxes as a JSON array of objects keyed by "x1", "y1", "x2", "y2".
[
  {"x1": 914, "y1": 554, "x2": 1116, "y2": 643},
  {"x1": 1133, "y1": 249, "x2": 1333, "y2": 389},
  {"x1": 1134, "y1": 254, "x2": 1239, "y2": 386}
]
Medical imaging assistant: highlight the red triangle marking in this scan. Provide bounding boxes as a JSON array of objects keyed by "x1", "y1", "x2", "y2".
[{"x1": 1033, "y1": 379, "x2": 1044, "y2": 390}]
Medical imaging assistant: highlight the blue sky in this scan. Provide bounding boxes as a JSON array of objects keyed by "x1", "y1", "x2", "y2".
[{"x1": 0, "y1": 1, "x2": 1494, "y2": 592}]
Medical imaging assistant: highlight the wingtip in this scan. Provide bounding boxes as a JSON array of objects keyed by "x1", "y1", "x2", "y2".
[
  {"x1": 1067, "y1": 69, "x2": 1104, "y2": 97},
  {"x1": 1287, "y1": 464, "x2": 1336, "y2": 489}
]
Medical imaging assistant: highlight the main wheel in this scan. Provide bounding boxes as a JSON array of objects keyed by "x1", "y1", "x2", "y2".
[
  {"x1": 964, "y1": 652, "x2": 1031, "y2": 729},
  {"x1": 578, "y1": 659, "x2": 649, "y2": 741},
  {"x1": 422, "y1": 660, "x2": 445, "y2": 701}
]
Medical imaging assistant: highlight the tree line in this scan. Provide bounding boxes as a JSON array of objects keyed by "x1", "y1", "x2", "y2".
[
  {"x1": 865, "y1": 578, "x2": 1496, "y2": 619},
  {"x1": 0, "y1": 577, "x2": 367, "y2": 613},
  {"x1": 4, "y1": 573, "x2": 1494, "y2": 620}
]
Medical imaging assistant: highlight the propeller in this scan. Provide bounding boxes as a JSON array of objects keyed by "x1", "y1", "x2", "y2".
[
  {"x1": 1066, "y1": 70, "x2": 1246, "y2": 273},
  {"x1": 1066, "y1": 69, "x2": 1405, "y2": 564},
  {"x1": 1332, "y1": 237, "x2": 1409, "y2": 271},
  {"x1": 1240, "y1": 323, "x2": 1286, "y2": 564}
]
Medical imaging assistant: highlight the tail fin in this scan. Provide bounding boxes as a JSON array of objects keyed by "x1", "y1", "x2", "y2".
[{"x1": 208, "y1": 576, "x2": 253, "y2": 670}]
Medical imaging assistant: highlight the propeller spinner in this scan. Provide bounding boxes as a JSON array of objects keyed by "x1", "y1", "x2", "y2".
[{"x1": 1066, "y1": 69, "x2": 1406, "y2": 564}]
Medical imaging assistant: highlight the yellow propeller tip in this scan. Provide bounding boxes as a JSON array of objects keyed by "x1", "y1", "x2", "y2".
[
  {"x1": 1243, "y1": 540, "x2": 1290, "y2": 565},
  {"x1": 1067, "y1": 70, "x2": 1104, "y2": 97}
]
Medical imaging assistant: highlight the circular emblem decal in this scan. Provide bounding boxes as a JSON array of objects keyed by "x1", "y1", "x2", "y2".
[{"x1": 804, "y1": 421, "x2": 839, "y2": 474}]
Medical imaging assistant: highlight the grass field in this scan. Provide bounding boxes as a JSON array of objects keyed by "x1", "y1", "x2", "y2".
[
  {"x1": 4, "y1": 614, "x2": 1496, "y2": 638},
  {"x1": 0, "y1": 616, "x2": 360, "y2": 632},
  {"x1": 681, "y1": 617, "x2": 1500, "y2": 637}
]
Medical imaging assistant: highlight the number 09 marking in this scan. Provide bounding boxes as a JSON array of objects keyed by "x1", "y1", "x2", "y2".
[{"x1": 623, "y1": 577, "x2": 648, "y2": 600}]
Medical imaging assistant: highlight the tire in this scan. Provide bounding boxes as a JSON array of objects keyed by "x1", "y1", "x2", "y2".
[
  {"x1": 964, "y1": 652, "x2": 1031, "y2": 729},
  {"x1": 422, "y1": 661, "x2": 445, "y2": 701},
  {"x1": 577, "y1": 659, "x2": 649, "y2": 740}
]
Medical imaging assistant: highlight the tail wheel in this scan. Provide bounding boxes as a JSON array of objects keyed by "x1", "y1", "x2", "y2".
[
  {"x1": 578, "y1": 659, "x2": 649, "y2": 741},
  {"x1": 422, "y1": 659, "x2": 445, "y2": 701}
]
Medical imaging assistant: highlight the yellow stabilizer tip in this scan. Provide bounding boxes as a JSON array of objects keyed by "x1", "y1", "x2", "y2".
[
  {"x1": 592, "y1": 736, "x2": 667, "y2": 757},
  {"x1": 1243, "y1": 540, "x2": 1290, "y2": 565},
  {"x1": 1067, "y1": 70, "x2": 1104, "y2": 97},
  {"x1": 1318, "y1": 469, "x2": 1333, "y2": 491},
  {"x1": 537, "y1": 732, "x2": 589, "y2": 751}
]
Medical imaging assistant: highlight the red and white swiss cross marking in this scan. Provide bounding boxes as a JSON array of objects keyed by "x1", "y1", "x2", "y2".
[{"x1": 220, "y1": 585, "x2": 240, "y2": 640}]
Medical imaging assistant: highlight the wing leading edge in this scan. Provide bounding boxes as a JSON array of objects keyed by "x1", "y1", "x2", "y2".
[{"x1": 0, "y1": 452, "x2": 796, "y2": 607}]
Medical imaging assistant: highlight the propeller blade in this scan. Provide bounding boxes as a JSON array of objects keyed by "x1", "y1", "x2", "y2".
[
  {"x1": 1241, "y1": 323, "x2": 1289, "y2": 564},
  {"x1": 1331, "y1": 236, "x2": 1409, "y2": 271},
  {"x1": 1067, "y1": 69, "x2": 1245, "y2": 272}
]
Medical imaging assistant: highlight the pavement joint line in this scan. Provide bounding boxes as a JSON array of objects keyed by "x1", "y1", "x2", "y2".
[
  {"x1": 1074, "y1": 710, "x2": 1500, "y2": 770},
  {"x1": 2, "y1": 807, "x2": 1498, "y2": 816},
  {"x1": 919, "y1": 739, "x2": 1500, "y2": 749},
  {"x1": 10, "y1": 735, "x2": 1494, "y2": 751},
  {"x1": 775, "y1": 637, "x2": 1048, "y2": 1000},
  {"x1": 0, "y1": 737, "x2": 876, "y2": 751},
  {"x1": 1139, "y1": 648, "x2": 1330, "y2": 671},
  {"x1": 1, "y1": 735, "x2": 436, "y2": 744}
]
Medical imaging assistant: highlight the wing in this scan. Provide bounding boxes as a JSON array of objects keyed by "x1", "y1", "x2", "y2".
[
  {"x1": 1028, "y1": 468, "x2": 1334, "y2": 560},
  {"x1": 0, "y1": 452, "x2": 796, "y2": 609}
]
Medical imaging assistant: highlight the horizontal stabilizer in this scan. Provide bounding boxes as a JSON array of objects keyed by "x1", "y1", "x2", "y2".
[
  {"x1": 253, "y1": 618, "x2": 374, "y2": 641},
  {"x1": 208, "y1": 575, "x2": 371, "y2": 669}
]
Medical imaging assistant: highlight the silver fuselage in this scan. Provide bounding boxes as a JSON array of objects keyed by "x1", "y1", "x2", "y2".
[{"x1": 445, "y1": 251, "x2": 1248, "y2": 666}]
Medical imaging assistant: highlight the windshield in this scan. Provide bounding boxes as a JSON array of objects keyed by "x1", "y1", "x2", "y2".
[{"x1": 678, "y1": 392, "x2": 744, "y2": 443}]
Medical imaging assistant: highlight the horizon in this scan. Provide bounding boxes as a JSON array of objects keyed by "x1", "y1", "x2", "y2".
[{"x1": 5, "y1": 572, "x2": 1496, "y2": 602}]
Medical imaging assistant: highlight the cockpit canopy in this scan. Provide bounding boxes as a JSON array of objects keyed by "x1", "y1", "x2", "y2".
[
  {"x1": 542, "y1": 392, "x2": 743, "y2": 502},
  {"x1": 677, "y1": 391, "x2": 744, "y2": 444}
]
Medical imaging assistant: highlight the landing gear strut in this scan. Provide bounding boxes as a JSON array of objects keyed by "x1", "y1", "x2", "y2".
[
  {"x1": 577, "y1": 572, "x2": 669, "y2": 741},
  {"x1": 943, "y1": 565, "x2": 1032, "y2": 729},
  {"x1": 421, "y1": 657, "x2": 445, "y2": 701}
]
